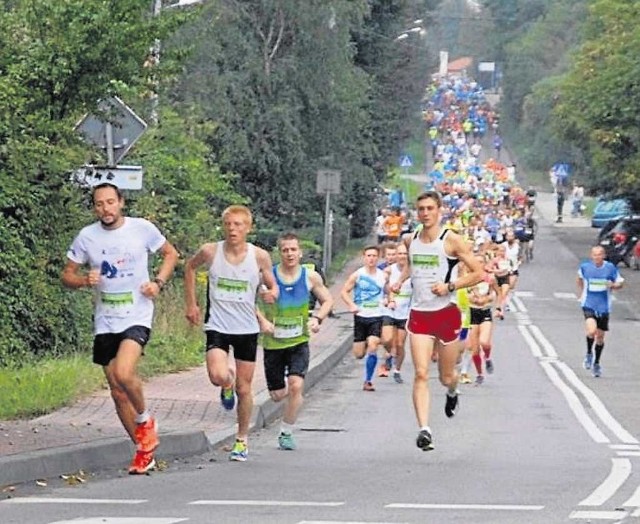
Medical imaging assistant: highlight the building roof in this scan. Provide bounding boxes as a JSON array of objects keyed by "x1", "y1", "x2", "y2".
[{"x1": 448, "y1": 56, "x2": 473, "y2": 72}]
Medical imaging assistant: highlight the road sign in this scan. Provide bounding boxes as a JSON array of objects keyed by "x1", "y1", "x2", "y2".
[
  {"x1": 316, "y1": 170, "x2": 341, "y2": 195},
  {"x1": 75, "y1": 97, "x2": 147, "y2": 166},
  {"x1": 72, "y1": 165, "x2": 144, "y2": 190},
  {"x1": 399, "y1": 155, "x2": 413, "y2": 168}
]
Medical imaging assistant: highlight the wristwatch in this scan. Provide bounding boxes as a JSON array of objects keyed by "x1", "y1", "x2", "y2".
[{"x1": 447, "y1": 281, "x2": 455, "y2": 293}]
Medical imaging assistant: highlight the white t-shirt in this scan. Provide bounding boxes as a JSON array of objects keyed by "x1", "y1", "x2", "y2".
[{"x1": 66, "y1": 217, "x2": 166, "y2": 334}]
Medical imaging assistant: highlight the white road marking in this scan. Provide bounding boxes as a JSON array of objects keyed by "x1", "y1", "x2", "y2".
[
  {"x1": 616, "y1": 451, "x2": 640, "y2": 457},
  {"x1": 539, "y1": 361, "x2": 609, "y2": 443},
  {"x1": 528, "y1": 325, "x2": 558, "y2": 358},
  {"x1": 633, "y1": 507, "x2": 640, "y2": 517},
  {"x1": 555, "y1": 361, "x2": 639, "y2": 444},
  {"x1": 610, "y1": 444, "x2": 640, "y2": 451},
  {"x1": 190, "y1": 500, "x2": 345, "y2": 507},
  {"x1": 49, "y1": 520, "x2": 186, "y2": 524},
  {"x1": 518, "y1": 325, "x2": 543, "y2": 358},
  {"x1": 515, "y1": 291, "x2": 535, "y2": 297},
  {"x1": 623, "y1": 484, "x2": 640, "y2": 507},
  {"x1": 299, "y1": 522, "x2": 407, "y2": 524},
  {"x1": 385, "y1": 503, "x2": 544, "y2": 511},
  {"x1": 3, "y1": 498, "x2": 146, "y2": 504},
  {"x1": 579, "y1": 458, "x2": 632, "y2": 506},
  {"x1": 554, "y1": 292, "x2": 577, "y2": 300},
  {"x1": 569, "y1": 510, "x2": 627, "y2": 520},
  {"x1": 511, "y1": 295, "x2": 527, "y2": 313}
]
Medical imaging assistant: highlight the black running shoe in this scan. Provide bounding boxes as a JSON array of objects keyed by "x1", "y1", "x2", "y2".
[
  {"x1": 416, "y1": 429, "x2": 434, "y2": 451},
  {"x1": 445, "y1": 391, "x2": 459, "y2": 418}
]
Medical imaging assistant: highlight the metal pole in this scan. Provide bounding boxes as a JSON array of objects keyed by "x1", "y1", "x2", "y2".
[
  {"x1": 150, "y1": 0, "x2": 162, "y2": 125},
  {"x1": 322, "y1": 190, "x2": 331, "y2": 274},
  {"x1": 105, "y1": 122, "x2": 115, "y2": 167}
]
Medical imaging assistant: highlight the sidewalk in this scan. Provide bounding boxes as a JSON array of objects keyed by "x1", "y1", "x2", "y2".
[{"x1": 0, "y1": 259, "x2": 360, "y2": 487}]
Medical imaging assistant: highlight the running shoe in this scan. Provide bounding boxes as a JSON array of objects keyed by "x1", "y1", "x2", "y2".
[
  {"x1": 363, "y1": 381, "x2": 375, "y2": 392},
  {"x1": 128, "y1": 449, "x2": 156, "y2": 475},
  {"x1": 416, "y1": 429, "x2": 434, "y2": 451},
  {"x1": 229, "y1": 439, "x2": 248, "y2": 461},
  {"x1": 220, "y1": 382, "x2": 236, "y2": 411},
  {"x1": 135, "y1": 417, "x2": 159, "y2": 453},
  {"x1": 278, "y1": 432, "x2": 296, "y2": 451},
  {"x1": 592, "y1": 363, "x2": 602, "y2": 378},
  {"x1": 475, "y1": 374, "x2": 484, "y2": 386},
  {"x1": 378, "y1": 365, "x2": 389, "y2": 378},
  {"x1": 583, "y1": 353, "x2": 593, "y2": 370},
  {"x1": 444, "y1": 391, "x2": 459, "y2": 418},
  {"x1": 485, "y1": 359, "x2": 494, "y2": 375},
  {"x1": 460, "y1": 373, "x2": 472, "y2": 384},
  {"x1": 393, "y1": 370, "x2": 404, "y2": 384}
]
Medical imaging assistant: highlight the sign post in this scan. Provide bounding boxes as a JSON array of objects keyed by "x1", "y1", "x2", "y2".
[
  {"x1": 316, "y1": 170, "x2": 341, "y2": 273},
  {"x1": 399, "y1": 154, "x2": 413, "y2": 206}
]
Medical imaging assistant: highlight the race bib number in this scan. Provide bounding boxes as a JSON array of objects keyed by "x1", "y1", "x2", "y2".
[
  {"x1": 588, "y1": 278, "x2": 608, "y2": 292},
  {"x1": 412, "y1": 254, "x2": 439, "y2": 285},
  {"x1": 214, "y1": 277, "x2": 251, "y2": 302},
  {"x1": 101, "y1": 291, "x2": 134, "y2": 318},
  {"x1": 273, "y1": 316, "x2": 304, "y2": 339}
]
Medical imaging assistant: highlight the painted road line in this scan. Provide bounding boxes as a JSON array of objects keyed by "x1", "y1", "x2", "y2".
[
  {"x1": 511, "y1": 295, "x2": 527, "y2": 313},
  {"x1": 190, "y1": 500, "x2": 345, "y2": 507},
  {"x1": 3, "y1": 498, "x2": 146, "y2": 504},
  {"x1": 579, "y1": 458, "x2": 632, "y2": 506},
  {"x1": 616, "y1": 451, "x2": 640, "y2": 457},
  {"x1": 610, "y1": 444, "x2": 640, "y2": 451},
  {"x1": 385, "y1": 503, "x2": 544, "y2": 511},
  {"x1": 623, "y1": 484, "x2": 640, "y2": 507},
  {"x1": 528, "y1": 325, "x2": 558, "y2": 358},
  {"x1": 539, "y1": 361, "x2": 609, "y2": 444},
  {"x1": 515, "y1": 291, "x2": 535, "y2": 297},
  {"x1": 633, "y1": 507, "x2": 640, "y2": 517},
  {"x1": 299, "y1": 522, "x2": 408, "y2": 524},
  {"x1": 569, "y1": 510, "x2": 627, "y2": 520},
  {"x1": 554, "y1": 292, "x2": 577, "y2": 300},
  {"x1": 49, "y1": 517, "x2": 189, "y2": 524},
  {"x1": 518, "y1": 325, "x2": 543, "y2": 358},
  {"x1": 555, "y1": 361, "x2": 638, "y2": 445}
]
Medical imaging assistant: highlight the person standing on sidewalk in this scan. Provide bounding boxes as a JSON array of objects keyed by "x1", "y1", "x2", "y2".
[
  {"x1": 341, "y1": 245, "x2": 386, "y2": 392},
  {"x1": 61, "y1": 183, "x2": 179, "y2": 474},
  {"x1": 184, "y1": 205, "x2": 278, "y2": 462},
  {"x1": 392, "y1": 191, "x2": 483, "y2": 451},
  {"x1": 577, "y1": 245, "x2": 624, "y2": 378},
  {"x1": 257, "y1": 233, "x2": 333, "y2": 450}
]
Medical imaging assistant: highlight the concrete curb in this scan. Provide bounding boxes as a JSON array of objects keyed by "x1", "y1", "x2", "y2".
[{"x1": 0, "y1": 325, "x2": 353, "y2": 486}]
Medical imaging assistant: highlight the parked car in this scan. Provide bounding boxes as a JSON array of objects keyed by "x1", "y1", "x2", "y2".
[
  {"x1": 598, "y1": 215, "x2": 640, "y2": 267},
  {"x1": 591, "y1": 198, "x2": 631, "y2": 228}
]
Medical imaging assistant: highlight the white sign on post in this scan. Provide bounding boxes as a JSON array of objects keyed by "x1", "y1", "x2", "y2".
[
  {"x1": 316, "y1": 170, "x2": 341, "y2": 195},
  {"x1": 72, "y1": 165, "x2": 144, "y2": 190}
]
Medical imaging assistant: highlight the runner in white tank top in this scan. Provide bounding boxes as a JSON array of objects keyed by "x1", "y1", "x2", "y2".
[
  {"x1": 391, "y1": 191, "x2": 484, "y2": 452},
  {"x1": 184, "y1": 205, "x2": 277, "y2": 461}
]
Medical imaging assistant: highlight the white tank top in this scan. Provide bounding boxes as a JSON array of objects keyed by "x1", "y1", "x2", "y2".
[
  {"x1": 388, "y1": 263, "x2": 412, "y2": 320},
  {"x1": 505, "y1": 241, "x2": 520, "y2": 271},
  {"x1": 409, "y1": 229, "x2": 459, "y2": 311},
  {"x1": 204, "y1": 242, "x2": 260, "y2": 334}
]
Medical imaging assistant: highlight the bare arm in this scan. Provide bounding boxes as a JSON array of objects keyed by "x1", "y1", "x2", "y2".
[
  {"x1": 140, "y1": 240, "x2": 180, "y2": 299},
  {"x1": 184, "y1": 243, "x2": 216, "y2": 326},
  {"x1": 340, "y1": 272, "x2": 359, "y2": 313},
  {"x1": 61, "y1": 259, "x2": 97, "y2": 289},
  {"x1": 307, "y1": 271, "x2": 334, "y2": 332},
  {"x1": 256, "y1": 247, "x2": 278, "y2": 304}
]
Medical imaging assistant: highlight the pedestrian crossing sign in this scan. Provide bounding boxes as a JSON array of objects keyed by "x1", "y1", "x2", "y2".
[{"x1": 399, "y1": 155, "x2": 413, "y2": 168}]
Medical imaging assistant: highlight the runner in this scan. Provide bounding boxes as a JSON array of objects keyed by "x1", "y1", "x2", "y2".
[
  {"x1": 257, "y1": 233, "x2": 333, "y2": 450},
  {"x1": 577, "y1": 245, "x2": 624, "y2": 377},
  {"x1": 487, "y1": 243, "x2": 511, "y2": 320},
  {"x1": 61, "y1": 183, "x2": 179, "y2": 474},
  {"x1": 340, "y1": 245, "x2": 386, "y2": 392},
  {"x1": 393, "y1": 191, "x2": 483, "y2": 451},
  {"x1": 380, "y1": 242, "x2": 412, "y2": 383},
  {"x1": 184, "y1": 205, "x2": 278, "y2": 462}
]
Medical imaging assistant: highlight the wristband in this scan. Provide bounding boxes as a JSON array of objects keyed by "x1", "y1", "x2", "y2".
[
  {"x1": 312, "y1": 315, "x2": 323, "y2": 324},
  {"x1": 447, "y1": 281, "x2": 455, "y2": 293},
  {"x1": 153, "y1": 277, "x2": 166, "y2": 291}
]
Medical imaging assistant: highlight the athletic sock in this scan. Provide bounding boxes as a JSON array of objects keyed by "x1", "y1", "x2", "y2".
[
  {"x1": 594, "y1": 343, "x2": 604, "y2": 364},
  {"x1": 365, "y1": 353, "x2": 378, "y2": 382},
  {"x1": 472, "y1": 353, "x2": 483, "y2": 375},
  {"x1": 482, "y1": 345, "x2": 492, "y2": 360},
  {"x1": 135, "y1": 410, "x2": 150, "y2": 424},
  {"x1": 586, "y1": 336, "x2": 595, "y2": 354},
  {"x1": 280, "y1": 422, "x2": 294, "y2": 435},
  {"x1": 460, "y1": 351, "x2": 471, "y2": 374}
]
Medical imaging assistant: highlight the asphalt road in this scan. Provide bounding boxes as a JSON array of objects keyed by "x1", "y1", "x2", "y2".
[{"x1": 1, "y1": 217, "x2": 639, "y2": 524}]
